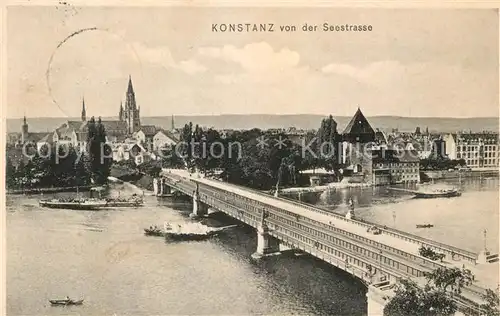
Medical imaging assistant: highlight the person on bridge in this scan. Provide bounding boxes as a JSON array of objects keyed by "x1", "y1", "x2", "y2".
[{"x1": 348, "y1": 198, "x2": 355, "y2": 210}]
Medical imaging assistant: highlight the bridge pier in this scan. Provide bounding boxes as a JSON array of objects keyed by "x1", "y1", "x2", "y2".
[
  {"x1": 153, "y1": 178, "x2": 172, "y2": 197},
  {"x1": 366, "y1": 285, "x2": 388, "y2": 316},
  {"x1": 190, "y1": 197, "x2": 208, "y2": 219},
  {"x1": 189, "y1": 186, "x2": 208, "y2": 219},
  {"x1": 251, "y1": 223, "x2": 281, "y2": 259}
]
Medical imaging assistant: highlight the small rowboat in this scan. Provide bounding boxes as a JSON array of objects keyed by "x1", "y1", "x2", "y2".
[
  {"x1": 49, "y1": 299, "x2": 84, "y2": 306},
  {"x1": 144, "y1": 228, "x2": 164, "y2": 237},
  {"x1": 416, "y1": 224, "x2": 434, "y2": 228}
]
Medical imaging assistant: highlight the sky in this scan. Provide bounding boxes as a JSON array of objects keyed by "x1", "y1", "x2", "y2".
[{"x1": 6, "y1": 6, "x2": 499, "y2": 118}]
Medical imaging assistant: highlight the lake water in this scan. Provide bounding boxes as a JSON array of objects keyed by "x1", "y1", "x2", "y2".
[{"x1": 6, "y1": 177, "x2": 499, "y2": 315}]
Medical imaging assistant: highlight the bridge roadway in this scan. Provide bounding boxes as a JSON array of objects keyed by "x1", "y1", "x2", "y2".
[{"x1": 161, "y1": 169, "x2": 492, "y2": 311}]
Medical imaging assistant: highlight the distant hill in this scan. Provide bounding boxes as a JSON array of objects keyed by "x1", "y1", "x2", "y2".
[{"x1": 6, "y1": 114, "x2": 499, "y2": 134}]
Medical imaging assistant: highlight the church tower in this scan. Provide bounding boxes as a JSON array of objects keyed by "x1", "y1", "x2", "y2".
[
  {"x1": 119, "y1": 102, "x2": 123, "y2": 121},
  {"x1": 123, "y1": 75, "x2": 141, "y2": 134},
  {"x1": 81, "y1": 97, "x2": 87, "y2": 122},
  {"x1": 341, "y1": 107, "x2": 375, "y2": 179},
  {"x1": 21, "y1": 115, "x2": 29, "y2": 143}
]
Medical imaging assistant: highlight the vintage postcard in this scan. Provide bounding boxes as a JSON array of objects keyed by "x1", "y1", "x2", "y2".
[{"x1": 2, "y1": 2, "x2": 500, "y2": 316}]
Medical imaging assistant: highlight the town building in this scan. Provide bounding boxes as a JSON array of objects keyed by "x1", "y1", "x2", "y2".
[
  {"x1": 152, "y1": 130, "x2": 178, "y2": 151},
  {"x1": 372, "y1": 149, "x2": 420, "y2": 184},
  {"x1": 284, "y1": 127, "x2": 310, "y2": 145},
  {"x1": 17, "y1": 76, "x2": 178, "y2": 165},
  {"x1": 333, "y1": 108, "x2": 422, "y2": 185},
  {"x1": 340, "y1": 107, "x2": 375, "y2": 182},
  {"x1": 443, "y1": 132, "x2": 499, "y2": 169},
  {"x1": 19, "y1": 116, "x2": 50, "y2": 146}
]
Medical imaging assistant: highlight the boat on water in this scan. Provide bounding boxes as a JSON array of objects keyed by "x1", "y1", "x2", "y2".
[
  {"x1": 144, "y1": 226, "x2": 164, "y2": 236},
  {"x1": 165, "y1": 222, "x2": 237, "y2": 241},
  {"x1": 413, "y1": 185, "x2": 461, "y2": 199},
  {"x1": 39, "y1": 198, "x2": 108, "y2": 210},
  {"x1": 49, "y1": 299, "x2": 84, "y2": 306},
  {"x1": 106, "y1": 195, "x2": 144, "y2": 207},
  {"x1": 416, "y1": 224, "x2": 434, "y2": 228},
  {"x1": 164, "y1": 229, "x2": 219, "y2": 241},
  {"x1": 144, "y1": 222, "x2": 237, "y2": 241},
  {"x1": 90, "y1": 186, "x2": 144, "y2": 207}
]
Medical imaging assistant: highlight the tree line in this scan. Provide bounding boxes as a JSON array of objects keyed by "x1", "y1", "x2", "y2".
[
  {"x1": 384, "y1": 266, "x2": 499, "y2": 316},
  {"x1": 158, "y1": 116, "x2": 344, "y2": 190},
  {"x1": 6, "y1": 117, "x2": 112, "y2": 189}
]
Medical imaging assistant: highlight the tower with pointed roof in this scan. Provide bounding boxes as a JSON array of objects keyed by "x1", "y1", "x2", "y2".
[
  {"x1": 119, "y1": 102, "x2": 124, "y2": 121},
  {"x1": 21, "y1": 115, "x2": 29, "y2": 143},
  {"x1": 81, "y1": 97, "x2": 87, "y2": 122},
  {"x1": 122, "y1": 75, "x2": 141, "y2": 134},
  {"x1": 342, "y1": 107, "x2": 375, "y2": 143},
  {"x1": 341, "y1": 107, "x2": 375, "y2": 180}
]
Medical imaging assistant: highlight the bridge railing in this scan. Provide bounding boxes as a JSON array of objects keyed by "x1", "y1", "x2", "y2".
[
  {"x1": 163, "y1": 173, "x2": 488, "y2": 301},
  {"x1": 246, "y1": 186, "x2": 478, "y2": 263},
  {"x1": 163, "y1": 172, "x2": 477, "y2": 263},
  {"x1": 269, "y1": 226, "x2": 384, "y2": 285},
  {"x1": 186, "y1": 178, "x2": 444, "y2": 275}
]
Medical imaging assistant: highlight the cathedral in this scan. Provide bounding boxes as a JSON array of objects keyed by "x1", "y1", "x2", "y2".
[
  {"x1": 119, "y1": 75, "x2": 141, "y2": 134},
  {"x1": 77, "y1": 75, "x2": 142, "y2": 140},
  {"x1": 18, "y1": 76, "x2": 143, "y2": 148},
  {"x1": 17, "y1": 74, "x2": 182, "y2": 155}
]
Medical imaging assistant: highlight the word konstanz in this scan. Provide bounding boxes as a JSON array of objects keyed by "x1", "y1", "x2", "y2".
[{"x1": 212, "y1": 23, "x2": 275, "y2": 32}]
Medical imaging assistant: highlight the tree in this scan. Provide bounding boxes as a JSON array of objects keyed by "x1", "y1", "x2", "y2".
[
  {"x1": 480, "y1": 289, "x2": 500, "y2": 316},
  {"x1": 75, "y1": 150, "x2": 91, "y2": 186},
  {"x1": 423, "y1": 267, "x2": 473, "y2": 295},
  {"x1": 384, "y1": 267, "x2": 474, "y2": 316},
  {"x1": 5, "y1": 156, "x2": 16, "y2": 188},
  {"x1": 384, "y1": 279, "x2": 456, "y2": 316},
  {"x1": 160, "y1": 144, "x2": 184, "y2": 169},
  {"x1": 179, "y1": 122, "x2": 194, "y2": 170},
  {"x1": 317, "y1": 115, "x2": 341, "y2": 171},
  {"x1": 86, "y1": 117, "x2": 112, "y2": 184}
]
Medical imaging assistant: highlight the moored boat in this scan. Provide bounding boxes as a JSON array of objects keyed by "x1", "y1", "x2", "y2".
[
  {"x1": 49, "y1": 299, "x2": 84, "y2": 306},
  {"x1": 413, "y1": 185, "x2": 461, "y2": 199},
  {"x1": 39, "y1": 198, "x2": 108, "y2": 210}
]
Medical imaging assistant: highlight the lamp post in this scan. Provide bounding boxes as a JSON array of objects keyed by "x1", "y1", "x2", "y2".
[
  {"x1": 378, "y1": 249, "x2": 383, "y2": 281},
  {"x1": 483, "y1": 229, "x2": 488, "y2": 252}
]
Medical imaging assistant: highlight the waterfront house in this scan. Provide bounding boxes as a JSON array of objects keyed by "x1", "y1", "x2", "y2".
[
  {"x1": 443, "y1": 132, "x2": 499, "y2": 169},
  {"x1": 372, "y1": 149, "x2": 420, "y2": 184}
]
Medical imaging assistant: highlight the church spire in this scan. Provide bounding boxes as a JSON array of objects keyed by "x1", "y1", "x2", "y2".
[
  {"x1": 124, "y1": 75, "x2": 140, "y2": 134},
  {"x1": 81, "y1": 96, "x2": 86, "y2": 121},
  {"x1": 127, "y1": 75, "x2": 134, "y2": 96},
  {"x1": 119, "y1": 101, "x2": 123, "y2": 121},
  {"x1": 21, "y1": 113, "x2": 29, "y2": 142}
]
